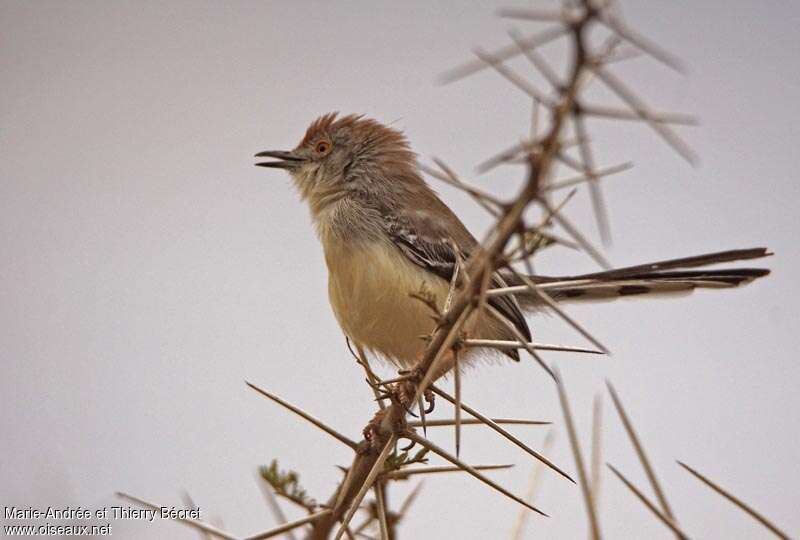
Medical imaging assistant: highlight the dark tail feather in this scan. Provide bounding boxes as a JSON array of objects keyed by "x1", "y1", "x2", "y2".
[{"x1": 510, "y1": 248, "x2": 771, "y2": 306}]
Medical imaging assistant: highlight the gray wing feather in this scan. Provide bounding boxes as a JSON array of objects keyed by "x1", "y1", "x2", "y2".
[{"x1": 383, "y1": 207, "x2": 532, "y2": 349}]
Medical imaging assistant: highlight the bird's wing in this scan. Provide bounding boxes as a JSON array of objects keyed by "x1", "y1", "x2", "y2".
[{"x1": 382, "y1": 197, "x2": 532, "y2": 350}]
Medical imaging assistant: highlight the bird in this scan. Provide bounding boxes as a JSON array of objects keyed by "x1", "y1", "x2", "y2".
[{"x1": 255, "y1": 112, "x2": 770, "y2": 374}]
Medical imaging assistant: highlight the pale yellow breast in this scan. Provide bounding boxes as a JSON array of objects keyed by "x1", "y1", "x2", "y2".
[{"x1": 323, "y1": 238, "x2": 449, "y2": 368}]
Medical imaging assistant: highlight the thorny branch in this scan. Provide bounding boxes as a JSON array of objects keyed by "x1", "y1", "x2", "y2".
[
  {"x1": 305, "y1": 4, "x2": 605, "y2": 538},
  {"x1": 123, "y1": 2, "x2": 782, "y2": 539}
]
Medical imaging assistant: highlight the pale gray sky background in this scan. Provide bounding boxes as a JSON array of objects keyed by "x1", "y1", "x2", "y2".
[{"x1": 2, "y1": 1, "x2": 799, "y2": 538}]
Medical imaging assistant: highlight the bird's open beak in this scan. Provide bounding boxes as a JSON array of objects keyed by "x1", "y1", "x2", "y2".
[{"x1": 254, "y1": 150, "x2": 304, "y2": 169}]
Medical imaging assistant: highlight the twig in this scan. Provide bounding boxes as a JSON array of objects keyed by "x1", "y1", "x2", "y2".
[
  {"x1": 677, "y1": 461, "x2": 791, "y2": 540},
  {"x1": 606, "y1": 381, "x2": 677, "y2": 529},
  {"x1": 606, "y1": 464, "x2": 690, "y2": 540},
  {"x1": 580, "y1": 103, "x2": 697, "y2": 125},
  {"x1": 333, "y1": 436, "x2": 397, "y2": 540},
  {"x1": 590, "y1": 394, "x2": 603, "y2": 510},
  {"x1": 246, "y1": 381, "x2": 359, "y2": 451},
  {"x1": 347, "y1": 339, "x2": 386, "y2": 410},
  {"x1": 596, "y1": 11, "x2": 686, "y2": 73},
  {"x1": 406, "y1": 432, "x2": 548, "y2": 516},
  {"x1": 497, "y1": 7, "x2": 580, "y2": 24},
  {"x1": 573, "y1": 112, "x2": 611, "y2": 244},
  {"x1": 117, "y1": 492, "x2": 239, "y2": 540},
  {"x1": 374, "y1": 484, "x2": 389, "y2": 540},
  {"x1": 485, "y1": 303, "x2": 556, "y2": 380},
  {"x1": 505, "y1": 267, "x2": 610, "y2": 354},
  {"x1": 397, "y1": 482, "x2": 424, "y2": 519},
  {"x1": 181, "y1": 491, "x2": 213, "y2": 540},
  {"x1": 473, "y1": 47, "x2": 554, "y2": 105},
  {"x1": 511, "y1": 429, "x2": 556, "y2": 540},
  {"x1": 382, "y1": 464, "x2": 512, "y2": 480},
  {"x1": 540, "y1": 198, "x2": 613, "y2": 269},
  {"x1": 431, "y1": 385, "x2": 573, "y2": 483},
  {"x1": 508, "y1": 28, "x2": 562, "y2": 89},
  {"x1": 462, "y1": 339, "x2": 603, "y2": 354},
  {"x1": 589, "y1": 65, "x2": 697, "y2": 164},
  {"x1": 454, "y1": 348, "x2": 462, "y2": 457},
  {"x1": 409, "y1": 418, "x2": 550, "y2": 428},
  {"x1": 544, "y1": 162, "x2": 633, "y2": 192},
  {"x1": 554, "y1": 367, "x2": 601, "y2": 539},
  {"x1": 255, "y1": 476, "x2": 298, "y2": 540},
  {"x1": 422, "y1": 161, "x2": 503, "y2": 216},
  {"x1": 440, "y1": 26, "x2": 569, "y2": 84},
  {"x1": 417, "y1": 394, "x2": 427, "y2": 437},
  {"x1": 247, "y1": 511, "x2": 334, "y2": 540}
]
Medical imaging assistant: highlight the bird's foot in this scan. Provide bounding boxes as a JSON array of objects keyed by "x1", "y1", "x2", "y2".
[{"x1": 394, "y1": 368, "x2": 436, "y2": 415}]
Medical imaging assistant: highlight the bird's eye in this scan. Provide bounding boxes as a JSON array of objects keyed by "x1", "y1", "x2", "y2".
[{"x1": 315, "y1": 141, "x2": 331, "y2": 155}]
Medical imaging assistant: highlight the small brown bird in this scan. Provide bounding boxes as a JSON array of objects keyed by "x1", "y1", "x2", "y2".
[{"x1": 256, "y1": 113, "x2": 769, "y2": 371}]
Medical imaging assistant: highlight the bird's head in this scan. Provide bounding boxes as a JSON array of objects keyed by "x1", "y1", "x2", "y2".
[{"x1": 255, "y1": 113, "x2": 418, "y2": 210}]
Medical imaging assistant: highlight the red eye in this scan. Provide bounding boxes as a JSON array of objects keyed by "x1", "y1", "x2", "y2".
[{"x1": 315, "y1": 141, "x2": 331, "y2": 154}]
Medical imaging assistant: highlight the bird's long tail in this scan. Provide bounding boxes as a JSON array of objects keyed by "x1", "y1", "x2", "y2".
[{"x1": 510, "y1": 247, "x2": 771, "y2": 307}]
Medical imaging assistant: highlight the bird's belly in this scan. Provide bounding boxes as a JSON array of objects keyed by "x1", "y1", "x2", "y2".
[{"x1": 324, "y1": 239, "x2": 449, "y2": 368}]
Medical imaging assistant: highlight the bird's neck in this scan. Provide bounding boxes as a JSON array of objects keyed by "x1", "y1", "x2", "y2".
[{"x1": 312, "y1": 195, "x2": 384, "y2": 248}]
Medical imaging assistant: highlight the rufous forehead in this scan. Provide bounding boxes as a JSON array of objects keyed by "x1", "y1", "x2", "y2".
[
  {"x1": 299, "y1": 112, "x2": 339, "y2": 147},
  {"x1": 297, "y1": 113, "x2": 408, "y2": 151}
]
